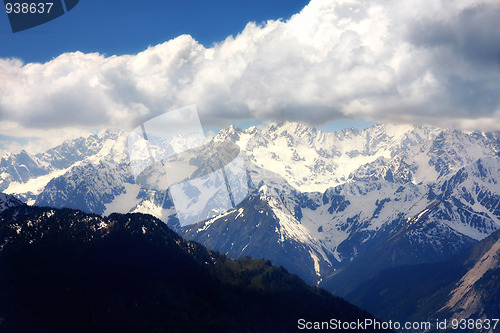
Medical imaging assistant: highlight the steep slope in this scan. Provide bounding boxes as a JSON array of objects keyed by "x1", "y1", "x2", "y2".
[
  {"x1": 320, "y1": 209, "x2": 477, "y2": 296},
  {"x1": 439, "y1": 229, "x2": 500, "y2": 324},
  {"x1": 0, "y1": 205, "x2": 392, "y2": 333},
  {"x1": 346, "y1": 228, "x2": 500, "y2": 331},
  {"x1": 183, "y1": 187, "x2": 337, "y2": 285}
]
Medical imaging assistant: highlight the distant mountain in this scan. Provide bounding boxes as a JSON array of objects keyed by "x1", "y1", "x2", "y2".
[
  {"x1": 0, "y1": 204, "x2": 392, "y2": 333},
  {"x1": 346, "y1": 227, "x2": 500, "y2": 331},
  {"x1": 0, "y1": 131, "x2": 120, "y2": 199},
  {"x1": 1, "y1": 122, "x2": 500, "y2": 290}
]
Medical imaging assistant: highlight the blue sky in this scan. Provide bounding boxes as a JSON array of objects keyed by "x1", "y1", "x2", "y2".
[{"x1": 1, "y1": 0, "x2": 308, "y2": 63}]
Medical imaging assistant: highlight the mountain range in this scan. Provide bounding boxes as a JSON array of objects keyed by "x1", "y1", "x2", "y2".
[{"x1": 1, "y1": 122, "x2": 499, "y2": 296}]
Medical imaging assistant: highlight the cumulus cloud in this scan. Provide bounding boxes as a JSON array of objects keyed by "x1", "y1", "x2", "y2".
[{"x1": 1, "y1": 0, "x2": 499, "y2": 144}]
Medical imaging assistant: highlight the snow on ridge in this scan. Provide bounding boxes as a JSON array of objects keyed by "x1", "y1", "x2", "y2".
[
  {"x1": 4, "y1": 164, "x2": 78, "y2": 199},
  {"x1": 232, "y1": 122, "x2": 499, "y2": 193},
  {"x1": 262, "y1": 186, "x2": 332, "y2": 265}
]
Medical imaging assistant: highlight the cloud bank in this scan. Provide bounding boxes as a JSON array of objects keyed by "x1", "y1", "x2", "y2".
[{"x1": 1, "y1": 0, "x2": 500, "y2": 144}]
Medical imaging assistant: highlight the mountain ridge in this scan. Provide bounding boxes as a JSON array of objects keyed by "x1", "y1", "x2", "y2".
[{"x1": 1, "y1": 122, "x2": 500, "y2": 289}]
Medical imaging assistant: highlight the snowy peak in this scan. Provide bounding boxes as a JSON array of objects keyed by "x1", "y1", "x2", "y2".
[
  {"x1": 0, "y1": 129, "x2": 124, "y2": 191},
  {"x1": 427, "y1": 130, "x2": 499, "y2": 178},
  {"x1": 214, "y1": 124, "x2": 244, "y2": 142},
  {"x1": 183, "y1": 191, "x2": 335, "y2": 285},
  {"x1": 226, "y1": 122, "x2": 499, "y2": 193},
  {"x1": 264, "y1": 121, "x2": 318, "y2": 138},
  {"x1": 41, "y1": 129, "x2": 122, "y2": 168}
]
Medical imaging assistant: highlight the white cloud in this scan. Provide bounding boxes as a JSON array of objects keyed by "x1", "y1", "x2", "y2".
[
  {"x1": 0, "y1": 139, "x2": 23, "y2": 157},
  {"x1": 0, "y1": 0, "x2": 499, "y2": 149}
]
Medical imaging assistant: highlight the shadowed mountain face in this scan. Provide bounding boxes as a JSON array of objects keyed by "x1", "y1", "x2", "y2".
[
  {"x1": 0, "y1": 202, "x2": 392, "y2": 333},
  {"x1": 346, "y1": 228, "x2": 500, "y2": 332},
  {"x1": 0, "y1": 193, "x2": 24, "y2": 213}
]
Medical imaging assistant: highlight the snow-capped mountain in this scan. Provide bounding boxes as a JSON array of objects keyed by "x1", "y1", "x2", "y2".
[
  {"x1": 1, "y1": 122, "x2": 499, "y2": 288},
  {"x1": 188, "y1": 123, "x2": 500, "y2": 287},
  {"x1": 217, "y1": 122, "x2": 499, "y2": 192},
  {"x1": 0, "y1": 130, "x2": 124, "y2": 205}
]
